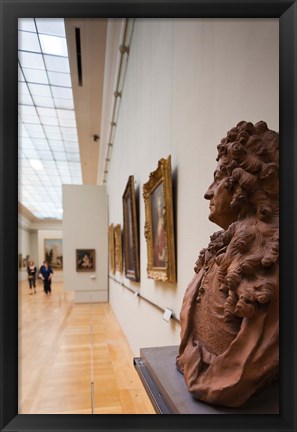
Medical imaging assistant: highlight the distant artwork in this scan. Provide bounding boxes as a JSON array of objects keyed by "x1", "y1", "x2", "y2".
[
  {"x1": 151, "y1": 182, "x2": 166, "y2": 268},
  {"x1": 44, "y1": 239, "x2": 63, "y2": 270},
  {"x1": 123, "y1": 176, "x2": 140, "y2": 281},
  {"x1": 114, "y1": 224, "x2": 123, "y2": 273},
  {"x1": 108, "y1": 224, "x2": 115, "y2": 274},
  {"x1": 18, "y1": 254, "x2": 22, "y2": 269},
  {"x1": 22, "y1": 258, "x2": 27, "y2": 269},
  {"x1": 143, "y1": 155, "x2": 176, "y2": 283},
  {"x1": 76, "y1": 249, "x2": 95, "y2": 272}
]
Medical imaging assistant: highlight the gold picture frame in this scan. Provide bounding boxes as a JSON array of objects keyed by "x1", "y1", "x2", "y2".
[
  {"x1": 114, "y1": 224, "x2": 123, "y2": 273},
  {"x1": 122, "y1": 175, "x2": 140, "y2": 282},
  {"x1": 108, "y1": 224, "x2": 115, "y2": 274},
  {"x1": 143, "y1": 155, "x2": 176, "y2": 283}
]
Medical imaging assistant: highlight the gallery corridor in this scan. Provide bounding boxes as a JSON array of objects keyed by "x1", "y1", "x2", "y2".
[{"x1": 18, "y1": 280, "x2": 154, "y2": 414}]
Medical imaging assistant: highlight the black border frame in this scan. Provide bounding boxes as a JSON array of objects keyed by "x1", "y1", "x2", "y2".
[{"x1": 1, "y1": 1, "x2": 296, "y2": 431}]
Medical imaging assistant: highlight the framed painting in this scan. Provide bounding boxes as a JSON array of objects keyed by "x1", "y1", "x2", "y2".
[
  {"x1": 18, "y1": 254, "x2": 22, "y2": 269},
  {"x1": 76, "y1": 249, "x2": 95, "y2": 272},
  {"x1": 44, "y1": 239, "x2": 63, "y2": 270},
  {"x1": 108, "y1": 224, "x2": 115, "y2": 274},
  {"x1": 114, "y1": 224, "x2": 123, "y2": 273},
  {"x1": 122, "y1": 175, "x2": 140, "y2": 281},
  {"x1": 1, "y1": 2, "x2": 297, "y2": 432},
  {"x1": 143, "y1": 155, "x2": 176, "y2": 283}
]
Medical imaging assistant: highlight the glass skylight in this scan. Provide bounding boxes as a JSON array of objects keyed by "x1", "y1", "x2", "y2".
[{"x1": 18, "y1": 18, "x2": 82, "y2": 220}]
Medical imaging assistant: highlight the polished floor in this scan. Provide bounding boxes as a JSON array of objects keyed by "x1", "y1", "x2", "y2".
[{"x1": 18, "y1": 280, "x2": 155, "y2": 414}]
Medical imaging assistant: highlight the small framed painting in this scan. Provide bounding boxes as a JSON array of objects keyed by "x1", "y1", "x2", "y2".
[
  {"x1": 114, "y1": 224, "x2": 123, "y2": 273},
  {"x1": 108, "y1": 224, "x2": 115, "y2": 274},
  {"x1": 122, "y1": 175, "x2": 140, "y2": 281},
  {"x1": 76, "y1": 249, "x2": 95, "y2": 272}
]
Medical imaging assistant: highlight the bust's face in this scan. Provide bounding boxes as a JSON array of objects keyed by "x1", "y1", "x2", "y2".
[{"x1": 204, "y1": 163, "x2": 238, "y2": 230}]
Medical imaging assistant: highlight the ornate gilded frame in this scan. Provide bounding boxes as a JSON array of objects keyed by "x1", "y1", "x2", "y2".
[
  {"x1": 123, "y1": 175, "x2": 140, "y2": 281},
  {"x1": 143, "y1": 155, "x2": 176, "y2": 283},
  {"x1": 114, "y1": 224, "x2": 123, "y2": 273},
  {"x1": 108, "y1": 224, "x2": 115, "y2": 274}
]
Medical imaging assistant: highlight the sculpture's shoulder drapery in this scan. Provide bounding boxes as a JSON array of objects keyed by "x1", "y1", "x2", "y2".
[{"x1": 176, "y1": 219, "x2": 279, "y2": 407}]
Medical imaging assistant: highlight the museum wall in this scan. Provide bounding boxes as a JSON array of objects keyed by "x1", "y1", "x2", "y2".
[
  {"x1": 106, "y1": 18, "x2": 279, "y2": 356},
  {"x1": 63, "y1": 185, "x2": 108, "y2": 302}
]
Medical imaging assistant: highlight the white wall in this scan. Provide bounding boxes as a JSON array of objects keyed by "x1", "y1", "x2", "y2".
[
  {"x1": 63, "y1": 185, "x2": 108, "y2": 303},
  {"x1": 106, "y1": 18, "x2": 279, "y2": 356}
]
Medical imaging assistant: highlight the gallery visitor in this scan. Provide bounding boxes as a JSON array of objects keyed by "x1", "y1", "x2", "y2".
[
  {"x1": 27, "y1": 260, "x2": 37, "y2": 294},
  {"x1": 39, "y1": 260, "x2": 53, "y2": 295}
]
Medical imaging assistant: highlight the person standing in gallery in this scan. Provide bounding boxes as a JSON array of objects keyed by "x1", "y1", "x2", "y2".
[
  {"x1": 39, "y1": 260, "x2": 53, "y2": 295},
  {"x1": 27, "y1": 260, "x2": 37, "y2": 294}
]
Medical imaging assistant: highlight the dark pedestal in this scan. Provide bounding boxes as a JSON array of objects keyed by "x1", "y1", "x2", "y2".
[{"x1": 134, "y1": 345, "x2": 279, "y2": 414}]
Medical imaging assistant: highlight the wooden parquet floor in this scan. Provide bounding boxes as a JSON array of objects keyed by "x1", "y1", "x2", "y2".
[{"x1": 18, "y1": 280, "x2": 155, "y2": 414}]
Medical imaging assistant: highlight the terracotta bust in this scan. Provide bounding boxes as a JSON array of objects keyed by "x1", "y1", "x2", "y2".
[{"x1": 176, "y1": 121, "x2": 279, "y2": 407}]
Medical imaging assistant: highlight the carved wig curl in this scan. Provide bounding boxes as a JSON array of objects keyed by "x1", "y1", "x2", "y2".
[{"x1": 216, "y1": 121, "x2": 279, "y2": 221}]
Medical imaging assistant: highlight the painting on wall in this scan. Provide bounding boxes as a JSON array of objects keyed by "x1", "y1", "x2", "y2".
[
  {"x1": 122, "y1": 175, "x2": 140, "y2": 282},
  {"x1": 76, "y1": 249, "x2": 95, "y2": 272},
  {"x1": 18, "y1": 254, "x2": 22, "y2": 269},
  {"x1": 108, "y1": 224, "x2": 115, "y2": 274},
  {"x1": 44, "y1": 239, "x2": 63, "y2": 270},
  {"x1": 114, "y1": 224, "x2": 123, "y2": 273},
  {"x1": 143, "y1": 155, "x2": 176, "y2": 283}
]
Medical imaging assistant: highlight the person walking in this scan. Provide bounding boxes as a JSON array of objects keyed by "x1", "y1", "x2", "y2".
[
  {"x1": 39, "y1": 261, "x2": 53, "y2": 295},
  {"x1": 27, "y1": 260, "x2": 37, "y2": 294}
]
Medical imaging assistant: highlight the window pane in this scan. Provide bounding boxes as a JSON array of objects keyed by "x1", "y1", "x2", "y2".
[
  {"x1": 28, "y1": 83, "x2": 51, "y2": 97},
  {"x1": 37, "y1": 150, "x2": 54, "y2": 160},
  {"x1": 23, "y1": 68, "x2": 49, "y2": 84},
  {"x1": 19, "y1": 105, "x2": 37, "y2": 116},
  {"x1": 54, "y1": 151, "x2": 68, "y2": 160},
  {"x1": 37, "y1": 107, "x2": 56, "y2": 117},
  {"x1": 32, "y1": 139, "x2": 50, "y2": 150},
  {"x1": 18, "y1": 18, "x2": 36, "y2": 32},
  {"x1": 18, "y1": 51, "x2": 45, "y2": 70},
  {"x1": 48, "y1": 71, "x2": 71, "y2": 87},
  {"x1": 21, "y1": 114, "x2": 40, "y2": 125},
  {"x1": 19, "y1": 81, "x2": 29, "y2": 95},
  {"x1": 44, "y1": 55, "x2": 70, "y2": 73},
  {"x1": 35, "y1": 19, "x2": 66, "y2": 37},
  {"x1": 18, "y1": 30, "x2": 41, "y2": 53},
  {"x1": 56, "y1": 109, "x2": 75, "y2": 119},
  {"x1": 51, "y1": 86, "x2": 72, "y2": 99},
  {"x1": 19, "y1": 94, "x2": 34, "y2": 105},
  {"x1": 48, "y1": 140, "x2": 65, "y2": 151},
  {"x1": 40, "y1": 115, "x2": 59, "y2": 126},
  {"x1": 32, "y1": 95, "x2": 55, "y2": 108},
  {"x1": 58, "y1": 116, "x2": 76, "y2": 127},
  {"x1": 54, "y1": 98, "x2": 74, "y2": 109},
  {"x1": 39, "y1": 34, "x2": 68, "y2": 57}
]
